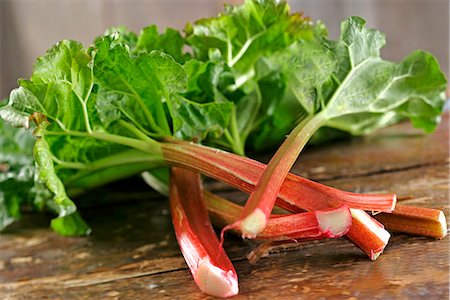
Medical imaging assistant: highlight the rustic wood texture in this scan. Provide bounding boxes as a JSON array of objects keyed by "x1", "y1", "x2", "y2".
[{"x1": 1, "y1": 114, "x2": 449, "y2": 299}]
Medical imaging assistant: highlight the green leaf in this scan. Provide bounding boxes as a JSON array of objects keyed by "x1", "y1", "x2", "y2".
[
  {"x1": 185, "y1": 0, "x2": 328, "y2": 153},
  {"x1": 51, "y1": 213, "x2": 91, "y2": 236},
  {"x1": 97, "y1": 26, "x2": 138, "y2": 51},
  {"x1": 2, "y1": 40, "x2": 93, "y2": 132},
  {"x1": 186, "y1": 0, "x2": 325, "y2": 73},
  {"x1": 33, "y1": 131, "x2": 90, "y2": 235},
  {"x1": 0, "y1": 121, "x2": 36, "y2": 230},
  {"x1": 93, "y1": 35, "x2": 187, "y2": 136},
  {"x1": 136, "y1": 25, "x2": 188, "y2": 63},
  {"x1": 168, "y1": 95, "x2": 233, "y2": 141},
  {"x1": 266, "y1": 41, "x2": 337, "y2": 114},
  {"x1": 0, "y1": 106, "x2": 30, "y2": 129},
  {"x1": 322, "y1": 18, "x2": 447, "y2": 133}
]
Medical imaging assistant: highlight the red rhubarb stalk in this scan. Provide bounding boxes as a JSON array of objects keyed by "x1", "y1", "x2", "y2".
[
  {"x1": 374, "y1": 205, "x2": 448, "y2": 239},
  {"x1": 170, "y1": 168, "x2": 238, "y2": 298},
  {"x1": 346, "y1": 209, "x2": 391, "y2": 260},
  {"x1": 204, "y1": 191, "x2": 352, "y2": 241},
  {"x1": 162, "y1": 141, "x2": 396, "y2": 212}
]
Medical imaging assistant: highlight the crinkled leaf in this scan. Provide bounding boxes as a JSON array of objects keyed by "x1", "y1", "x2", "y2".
[
  {"x1": 1, "y1": 40, "x2": 93, "y2": 132},
  {"x1": 93, "y1": 35, "x2": 187, "y2": 135},
  {"x1": 0, "y1": 120, "x2": 36, "y2": 229},
  {"x1": 185, "y1": 0, "x2": 328, "y2": 153},
  {"x1": 168, "y1": 95, "x2": 233, "y2": 141},
  {"x1": 136, "y1": 25, "x2": 188, "y2": 63},
  {"x1": 97, "y1": 26, "x2": 138, "y2": 51},
  {"x1": 0, "y1": 106, "x2": 30, "y2": 129},
  {"x1": 183, "y1": 59, "x2": 227, "y2": 103},
  {"x1": 186, "y1": 0, "x2": 325, "y2": 73},
  {"x1": 33, "y1": 133, "x2": 90, "y2": 235},
  {"x1": 322, "y1": 17, "x2": 447, "y2": 133}
]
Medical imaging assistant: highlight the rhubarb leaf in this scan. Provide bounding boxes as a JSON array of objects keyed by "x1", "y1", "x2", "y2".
[
  {"x1": 168, "y1": 95, "x2": 233, "y2": 140},
  {"x1": 321, "y1": 17, "x2": 447, "y2": 132},
  {"x1": 0, "y1": 121, "x2": 36, "y2": 229},
  {"x1": 98, "y1": 26, "x2": 138, "y2": 51},
  {"x1": 93, "y1": 36, "x2": 174, "y2": 136},
  {"x1": 7, "y1": 40, "x2": 92, "y2": 131},
  {"x1": 33, "y1": 124, "x2": 90, "y2": 236},
  {"x1": 186, "y1": 0, "x2": 325, "y2": 73},
  {"x1": 185, "y1": 0, "x2": 327, "y2": 154},
  {"x1": 136, "y1": 25, "x2": 188, "y2": 63},
  {"x1": 183, "y1": 59, "x2": 230, "y2": 104}
]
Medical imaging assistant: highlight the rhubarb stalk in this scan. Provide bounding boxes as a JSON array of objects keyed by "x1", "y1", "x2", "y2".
[
  {"x1": 170, "y1": 168, "x2": 238, "y2": 298},
  {"x1": 162, "y1": 140, "x2": 396, "y2": 213},
  {"x1": 223, "y1": 113, "x2": 327, "y2": 237},
  {"x1": 374, "y1": 205, "x2": 448, "y2": 239}
]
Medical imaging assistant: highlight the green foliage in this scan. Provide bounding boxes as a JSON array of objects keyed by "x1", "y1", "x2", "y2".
[
  {"x1": 0, "y1": 1, "x2": 446, "y2": 235},
  {"x1": 0, "y1": 121, "x2": 35, "y2": 229}
]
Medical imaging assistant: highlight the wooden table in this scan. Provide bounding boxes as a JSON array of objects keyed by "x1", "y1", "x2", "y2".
[{"x1": 1, "y1": 115, "x2": 449, "y2": 299}]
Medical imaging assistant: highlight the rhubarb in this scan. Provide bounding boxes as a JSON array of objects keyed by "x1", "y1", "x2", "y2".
[
  {"x1": 170, "y1": 168, "x2": 238, "y2": 298},
  {"x1": 162, "y1": 140, "x2": 397, "y2": 213},
  {"x1": 0, "y1": 1, "x2": 447, "y2": 298},
  {"x1": 374, "y1": 205, "x2": 448, "y2": 239},
  {"x1": 162, "y1": 141, "x2": 392, "y2": 259}
]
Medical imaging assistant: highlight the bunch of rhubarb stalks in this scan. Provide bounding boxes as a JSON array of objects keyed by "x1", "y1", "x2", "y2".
[
  {"x1": 0, "y1": 0, "x2": 448, "y2": 298},
  {"x1": 166, "y1": 141, "x2": 447, "y2": 298}
]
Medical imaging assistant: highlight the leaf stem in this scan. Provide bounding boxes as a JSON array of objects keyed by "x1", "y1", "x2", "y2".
[
  {"x1": 45, "y1": 130, "x2": 162, "y2": 156},
  {"x1": 118, "y1": 120, "x2": 155, "y2": 142},
  {"x1": 229, "y1": 31, "x2": 265, "y2": 67}
]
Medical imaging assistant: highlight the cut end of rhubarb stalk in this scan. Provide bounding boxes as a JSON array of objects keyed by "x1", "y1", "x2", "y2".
[
  {"x1": 351, "y1": 209, "x2": 391, "y2": 246},
  {"x1": 437, "y1": 211, "x2": 448, "y2": 239},
  {"x1": 316, "y1": 206, "x2": 352, "y2": 238},
  {"x1": 195, "y1": 260, "x2": 239, "y2": 298},
  {"x1": 350, "y1": 209, "x2": 391, "y2": 260},
  {"x1": 390, "y1": 194, "x2": 398, "y2": 212},
  {"x1": 240, "y1": 208, "x2": 267, "y2": 238}
]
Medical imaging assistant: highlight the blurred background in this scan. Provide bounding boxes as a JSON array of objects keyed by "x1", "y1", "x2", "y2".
[{"x1": 0, "y1": 0, "x2": 448, "y2": 99}]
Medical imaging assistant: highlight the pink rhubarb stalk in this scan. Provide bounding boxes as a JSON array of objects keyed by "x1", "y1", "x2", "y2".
[
  {"x1": 162, "y1": 141, "x2": 393, "y2": 260},
  {"x1": 170, "y1": 168, "x2": 238, "y2": 298},
  {"x1": 204, "y1": 191, "x2": 352, "y2": 241},
  {"x1": 346, "y1": 209, "x2": 391, "y2": 260},
  {"x1": 162, "y1": 140, "x2": 396, "y2": 212}
]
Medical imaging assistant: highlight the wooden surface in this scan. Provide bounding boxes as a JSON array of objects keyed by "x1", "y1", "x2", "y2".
[{"x1": 1, "y1": 115, "x2": 449, "y2": 299}]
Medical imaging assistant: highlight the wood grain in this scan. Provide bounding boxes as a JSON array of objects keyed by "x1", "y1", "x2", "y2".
[{"x1": 0, "y1": 115, "x2": 448, "y2": 299}]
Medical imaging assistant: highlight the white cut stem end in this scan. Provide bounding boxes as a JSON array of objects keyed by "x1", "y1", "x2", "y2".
[
  {"x1": 195, "y1": 261, "x2": 239, "y2": 298},
  {"x1": 240, "y1": 209, "x2": 267, "y2": 238},
  {"x1": 316, "y1": 206, "x2": 352, "y2": 237},
  {"x1": 438, "y1": 211, "x2": 448, "y2": 239}
]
